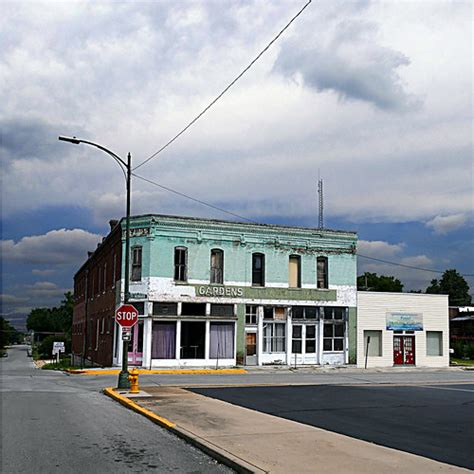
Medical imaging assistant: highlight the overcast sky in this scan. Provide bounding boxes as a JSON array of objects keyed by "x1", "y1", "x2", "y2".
[{"x1": 1, "y1": 0, "x2": 472, "y2": 329}]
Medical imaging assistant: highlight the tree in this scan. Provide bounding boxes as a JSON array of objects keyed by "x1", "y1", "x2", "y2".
[
  {"x1": 26, "y1": 292, "x2": 73, "y2": 334},
  {"x1": 357, "y1": 272, "x2": 404, "y2": 292},
  {"x1": 425, "y1": 269, "x2": 472, "y2": 306},
  {"x1": 0, "y1": 317, "x2": 22, "y2": 350}
]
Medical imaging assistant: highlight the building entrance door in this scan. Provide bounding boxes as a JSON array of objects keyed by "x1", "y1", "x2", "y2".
[
  {"x1": 393, "y1": 335, "x2": 415, "y2": 365},
  {"x1": 245, "y1": 332, "x2": 257, "y2": 365},
  {"x1": 128, "y1": 320, "x2": 144, "y2": 366}
]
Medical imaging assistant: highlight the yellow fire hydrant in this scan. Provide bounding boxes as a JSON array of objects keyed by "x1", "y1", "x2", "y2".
[{"x1": 128, "y1": 367, "x2": 140, "y2": 394}]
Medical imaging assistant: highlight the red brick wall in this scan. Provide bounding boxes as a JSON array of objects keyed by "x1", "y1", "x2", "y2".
[{"x1": 72, "y1": 223, "x2": 122, "y2": 367}]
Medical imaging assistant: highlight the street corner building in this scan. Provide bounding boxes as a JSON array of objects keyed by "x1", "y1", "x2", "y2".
[{"x1": 71, "y1": 214, "x2": 358, "y2": 368}]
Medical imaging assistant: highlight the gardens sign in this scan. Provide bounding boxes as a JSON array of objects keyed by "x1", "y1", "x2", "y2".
[
  {"x1": 386, "y1": 312, "x2": 423, "y2": 331},
  {"x1": 197, "y1": 285, "x2": 244, "y2": 297}
]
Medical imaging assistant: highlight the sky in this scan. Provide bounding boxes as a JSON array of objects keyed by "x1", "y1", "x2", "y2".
[{"x1": 1, "y1": 0, "x2": 472, "y2": 330}]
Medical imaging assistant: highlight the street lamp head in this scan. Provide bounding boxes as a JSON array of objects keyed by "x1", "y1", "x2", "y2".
[{"x1": 58, "y1": 135, "x2": 81, "y2": 144}]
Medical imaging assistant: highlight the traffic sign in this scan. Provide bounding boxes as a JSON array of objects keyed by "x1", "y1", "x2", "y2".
[
  {"x1": 121, "y1": 327, "x2": 132, "y2": 341},
  {"x1": 115, "y1": 304, "x2": 139, "y2": 328}
]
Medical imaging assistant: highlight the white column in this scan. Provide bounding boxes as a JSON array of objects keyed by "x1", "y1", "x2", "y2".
[
  {"x1": 319, "y1": 314, "x2": 324, "y2": 365},
  {"x1": 176, "y1": 320, "x2": 181, "y2": 361},
  {"x1": 143, "y1": 317, "x2": 152, "y2": 369},
  {"x1": 205, "y1": 320, "x2": 211, "y2": 362},
  {"x1": 257, "y1": 306, "x2": 263, "y2": 366},
  {"x1": 286, "y1": 310, "x2": 292, "y2": 365}
]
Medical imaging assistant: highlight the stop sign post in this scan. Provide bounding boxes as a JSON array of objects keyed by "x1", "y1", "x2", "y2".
[{"x1": 116, "y1": 304, "x2": 139, "y2": 328}]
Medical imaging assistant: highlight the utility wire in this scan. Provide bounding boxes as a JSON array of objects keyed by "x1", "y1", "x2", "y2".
[
  {"x1": 358, "y1": 254, "x2": 474, "y2": 278},
  {"x1": 132, "y1": 172, "x2": 259, "y2": 223},
  {"x1": 133, "y1": 0, "x2": 312, "y2": 171},
  {"x1": 133, "y1": 172, "x2": 473, "y2": 278}
]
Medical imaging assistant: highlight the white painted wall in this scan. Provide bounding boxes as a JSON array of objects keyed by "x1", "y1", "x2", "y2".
[{"x1": 357, "y1": 292, "x2": 449, "y2": 368}]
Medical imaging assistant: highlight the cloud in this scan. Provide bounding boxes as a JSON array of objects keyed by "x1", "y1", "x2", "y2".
[
  {"x1": 24, "y1": 281, "x2": 70, "y2": 298},
  {"x1": 0, "y1": 294, "x2": 30, "y2": 304},
  {"x1": 274, "y1": 18, "x2": 417, "y2": 110},
  {"x1": 32, "y1": 269, "x2": 56, "y2": 276},
  {"x1": 1, "y1": 228, "x2": 102, "y2": 265},
  {"x1": 358, "y1": 240, "x2": 404, "y2": 258},
  {"x1": 426, "y1": 214, "x2": 467, "y2": 235}
]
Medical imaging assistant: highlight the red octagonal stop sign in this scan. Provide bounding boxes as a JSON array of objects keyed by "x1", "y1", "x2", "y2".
[{"x1": 115, "y1": 304, "x2": 139, "y2": 328}]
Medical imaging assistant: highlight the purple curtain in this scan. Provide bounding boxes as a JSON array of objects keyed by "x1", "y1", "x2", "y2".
[
  {"x1": 152, "y1": 322, "x2": 176, "y2": 359},
  {"x1": 210, "y1": 323, "x2": 234, "y2": 359}
]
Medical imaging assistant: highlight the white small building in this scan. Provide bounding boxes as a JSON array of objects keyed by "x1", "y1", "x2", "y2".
[{"x1": 357, "y1": 292, "x2": 449, "y2": 368}]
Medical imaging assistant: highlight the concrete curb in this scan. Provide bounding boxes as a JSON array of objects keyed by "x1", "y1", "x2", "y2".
[
  {"x1": 68, "y1": 368, "x2": 247, "y2": 375},
  {"x1": 103, "y1": 387, "x2": 265, "y2": 474}
]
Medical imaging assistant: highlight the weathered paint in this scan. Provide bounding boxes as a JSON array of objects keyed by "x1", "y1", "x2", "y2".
[
  {"x1": 236, "y1": 304, "x2": 245, "y2": 364},
  {"x1": 348, "y1": 307, "x2": 357, "y2": 364}
]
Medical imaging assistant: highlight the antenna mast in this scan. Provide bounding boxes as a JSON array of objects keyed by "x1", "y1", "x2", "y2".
[{"x1": 318, "y1": 177, "x2": 324, "y2": 229}]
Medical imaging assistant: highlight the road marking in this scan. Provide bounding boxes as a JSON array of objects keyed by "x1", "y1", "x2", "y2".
[{"x1": 421, "y1": 385, "x2": 474, "y2": 393}]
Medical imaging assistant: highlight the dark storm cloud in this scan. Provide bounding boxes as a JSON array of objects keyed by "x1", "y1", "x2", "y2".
[{"x1": 274, "y1": 19, "x2": 418, "y2": 111}]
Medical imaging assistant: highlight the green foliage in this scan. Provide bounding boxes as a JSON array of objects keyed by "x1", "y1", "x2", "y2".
[
  {"x1": 451, "y1": 340, "x2": 474, "y2": 360},
  {"x1": 27, "y1": 292, "x2": 73, "y2": 334},
  {"x1": 37, "y1": 335, "x2": 70, "y2": 359},
  {"x1": 0, "y1": 317, "x2": 23, "y2": 350},
  {"x1": 41, "y1": 357, "x2": 79, "y2": 371},
  {"x1": 357, "y1": 272, "x2": 404, "y2": 292},
  {"x1": 425, "y1": 269, "x2": 471, "y2": 306}
]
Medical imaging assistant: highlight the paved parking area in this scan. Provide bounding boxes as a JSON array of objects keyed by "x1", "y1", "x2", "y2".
[{"x1": 191, "y1": 383, "x2": 474, "y2": 470}]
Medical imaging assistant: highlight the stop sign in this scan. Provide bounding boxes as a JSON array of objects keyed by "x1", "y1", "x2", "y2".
[{"x1": 115, "y1": 304, "x2": 139, "y2": 328}]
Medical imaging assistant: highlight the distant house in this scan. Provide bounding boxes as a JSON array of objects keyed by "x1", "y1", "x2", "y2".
[{"x1": 449, "y1": 306, "x2": 474, "y2": 344}]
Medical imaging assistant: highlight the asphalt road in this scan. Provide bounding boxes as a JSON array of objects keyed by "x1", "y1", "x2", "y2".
[
  {"x1": 191, "y1": 383, "x2": 474, "y2": 470},
  {"x1": 0, "y1": 346, "x2": 232, "y2": 474}
]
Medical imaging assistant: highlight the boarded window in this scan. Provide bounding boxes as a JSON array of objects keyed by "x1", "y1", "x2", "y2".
[
  {"x1": 174, "y1": 247, "x2": 187, "y2": 282},
  {"x1": 426, "y1": 331, "x2": 443, "y2": 356},
  {"x1": 153, "y1": 303, "x2": 178, "y2": 316},
  {"x1": 364, "y1": 330, "x2": 382, "y2": 357},
  {"x1": 317, "y1": 257, "x2": 328, "y2": 289},
  {"x1": 252, "y1": 253, "x2": 265, "y2": 286},
  {"x1": 274, "y1": 307, "x2": 286, "y2": 320},
  {"x1": 131, "y1": 246, "x2": 142, "y2": 281},
  {"x1": 289, "y1": 255, "x2": 301, "y2": 288},
  {"x1": 210, "y1": 249, "x2": 224, "y2": 284}
]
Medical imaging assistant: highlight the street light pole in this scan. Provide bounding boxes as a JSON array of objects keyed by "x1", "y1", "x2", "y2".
[{"x1": 58, "y1": 136, "x2": 131, "y2": 388}]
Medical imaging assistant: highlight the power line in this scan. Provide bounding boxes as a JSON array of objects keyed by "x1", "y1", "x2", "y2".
[
  {"x1": 357, "y1": 254, "x2": 474, "y2": 277},
  {"x1": 133, "y1": 173, "x2": 473, "y2": 278},
  {"x1": 133, "y1": 0, "x2": 312, "y2": 171},
  {"x1": 132, "y1": 172, "x2": 259, "y2": 224}
]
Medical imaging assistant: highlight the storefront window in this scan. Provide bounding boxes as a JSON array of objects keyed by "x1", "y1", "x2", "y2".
[
  {"x1": 180, "y1": 321, "x2": 205, "y2": 358},
  {"x1": 305, "y1": 325, "x2": 317, "y2": 353},
  {"x1": 152, "y1": 322, "x2": 176, "y2": 359},
  {"x1": 323, "y1": 307, "x2": 346, "y2": 352},
  {"x1": 263, "y1": 323, "x2": 286, "y2": 353},
  {"x1": 292, "y1": 325, "x2": 302, "y2": 353},
  {"x1": 209, "y1": 323, "x2": 234, "y2": 359}
]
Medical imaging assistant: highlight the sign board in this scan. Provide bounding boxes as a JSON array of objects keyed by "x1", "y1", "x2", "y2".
[
  {"x1": 116, "y1": 304, "x2": 139, "y2": 328},
  {"x1": 386, "y1": 312, "x2": 423, "y2": 331},
  {"x1": 121, "y1": 327, "x2": 132, "y2": 341},
  {"x1": 52, "y1": 341, "x2": 65, "y2": 355}
]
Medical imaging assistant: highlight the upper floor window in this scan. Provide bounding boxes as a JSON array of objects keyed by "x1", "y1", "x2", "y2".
[
  {"x1": 210, "y1": 249, "x2": 224, "y2": 284},
  {"x1": 103, "y1": 263, "x2": 107, "y2": 292},
  {"x1": 174, "y1": 247, "x2": 187, "y2": 282},
  {"x1": 112, "y1": 253, "x2": 117, "y2": 288},
  {"x1": 317, "y1": 257, "x2": 328, "y2": 289},
  {"x1": 289, "y1": 255, "x2": 301, "y2": 288},
  {"x1": 131, "y1": 246, "x2": 142, "y2": 281},
  {"x1": 252, "y1": 253, "x2": 265, "y2": 287}
]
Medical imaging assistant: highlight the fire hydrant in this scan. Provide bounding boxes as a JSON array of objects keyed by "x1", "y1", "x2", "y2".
[{"x1": 128, "y1": 367, "x2": 140, "y2": 394}]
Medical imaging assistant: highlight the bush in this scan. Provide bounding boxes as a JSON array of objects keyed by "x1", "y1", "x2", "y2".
[
  {"x1": 451, "y1": 340, "x2": 474, "y2": 360},
  {"x1": 38, "y1": 335, "x2": 70, "y2": 359}
]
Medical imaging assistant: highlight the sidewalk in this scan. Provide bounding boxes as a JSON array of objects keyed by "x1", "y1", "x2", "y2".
[{"x1": 109, "y1": 385, "x2": 470, "y2": 474}]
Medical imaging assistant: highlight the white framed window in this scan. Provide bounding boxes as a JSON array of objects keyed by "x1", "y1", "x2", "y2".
[
  {"x1": 426, "y1": 331, "x2": 443, "y2": 356},
  {"x1": 246, "y1": 305, "x2": 258, "y2": 325},
  {"x1": 263, "y1": 322, "x2": 286, "y2": 353},
  {"x1": 131, "y1": 246, "x2": 142, "y2": 281},
  {"x1": 292, "y1": 325, "x2": 302, "y2": 353},
  {"x1": 210, "y1": 249, "x2": 224, "y2": 284},
  {"x1": 323, "y1": 307, "x2": 346, "y2": 352},
  {"x1": 174, "y1": 247, "x2": 187, "y2": 282},
  {"x1": 317, "y1": 257, "x2": 328, "y2": 289}
]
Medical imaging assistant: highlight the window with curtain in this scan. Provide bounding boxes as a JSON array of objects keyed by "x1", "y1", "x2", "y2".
[
  {"x1": 263, "y1": 322, "x2": 286, "y2": 353},
  {"x1": 151, "y1": 322, "x2": 176, "y2": 359},
  {"x1": 209, "y1": 322, "x2": 235, "y2": 359},
  {"x1": 426, "y1": 331, "x2": 443, "y2": 356},
  {"x1": 210, "y1": 249, "x2": 224, "y2": 284},
  {"x1": 364, "y1": 330, "x2": 382, "y2": 356}
]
